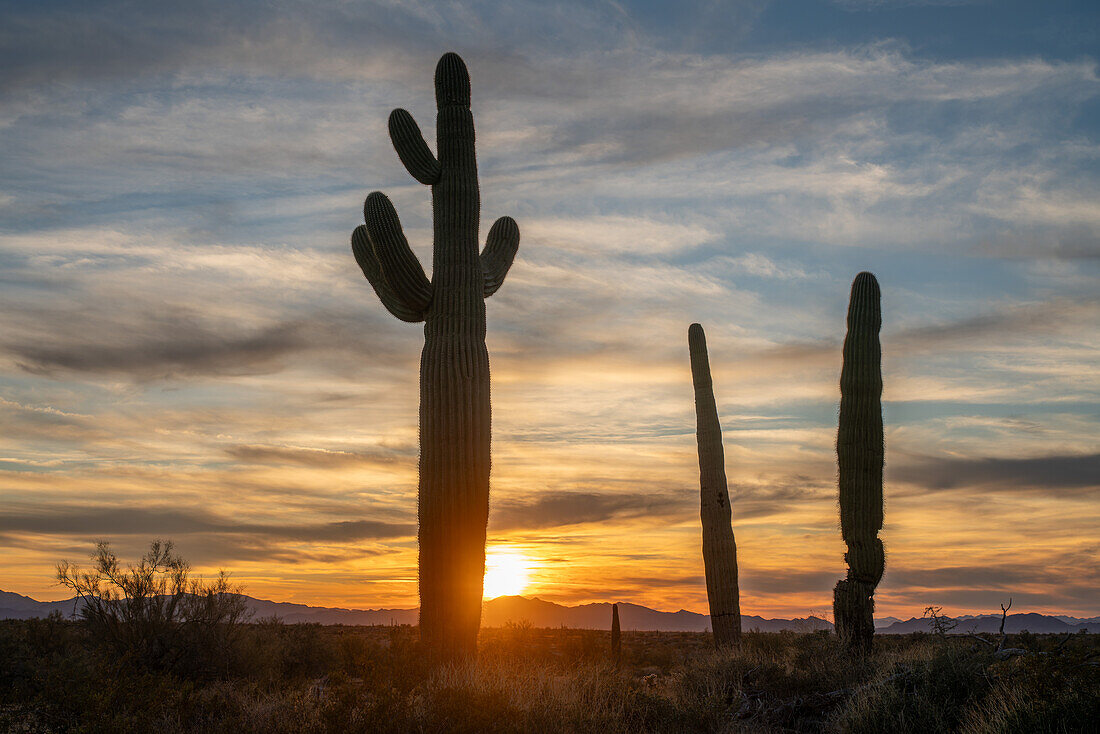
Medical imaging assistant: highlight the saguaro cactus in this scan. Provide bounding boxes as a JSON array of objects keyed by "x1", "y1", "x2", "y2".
[
  {"x1": 611, "y1": 603, "x2": 621, "y2": 666},
  {"x1": 350, "y1": 53, "x2": 520, "y2": 661},
  {"x1": 832, "y1": 272, "x2": 884, "y2": 653},
  {"x1": 688, "y1": 323, "x2": 741, "y2": 648}
]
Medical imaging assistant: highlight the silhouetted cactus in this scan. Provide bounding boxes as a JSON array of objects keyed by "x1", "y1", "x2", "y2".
[
  {"x1": 351, "y1": 52, "x2": 520, "y2": 661},
  {"x1": 611, "y1": 603, "x2": 621, "y2": 666},
  {"x1": 832, "y1": 272, "x2": 884, "y2": 653},
  {"x1": 688, "y1": 323, "x2": 741, "y2": 648}
]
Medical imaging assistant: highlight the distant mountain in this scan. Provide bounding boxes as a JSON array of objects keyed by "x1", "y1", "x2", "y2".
[
  {"x1": 0, "y1": 590, "x2": 827, "y2": 631},
  {"x1": 879, "y1": 613, "x2": 1100, "y2": 635},
  {"x1": 0, "y1": 590, "x2": 418, "y2": 626},
  {"x1": 482, "y1": 596, "x2": 832, "y2": 632},
  {"x1": 237, "y1": 597, "x2": 418, "y2": 625},
  {"x1": 0, "y1": 590, "x2": 81, "y2": 620},
  {"x1": 1, "y1": 590, "x2": 1094, "y2": 634}
]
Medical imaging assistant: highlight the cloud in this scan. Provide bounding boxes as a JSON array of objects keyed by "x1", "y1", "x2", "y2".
[
  {"x1": 890, "y1": 300, "x2": 1100, "y2": 351},
  {"x1": 490, "y1": 491, "x2": 689, "y2": 530},
  {"x1": 891, "y1": 452, "x2": 1100, "y2": 493},
  {"x1": 881, "y1": 552, "x2": 1100, "y2": 612},
  {"x1": 521, "y1": 215, "x2": 717, "y2": 255},
  {"x1": 0, "y1": 0, "x2": 1098, "y2": 616},
  {"x1": 0, "y1": 0, "x2": 635, "y2": 95},
  {"x1": 0, "y1": 504, "x2": 417, "y2": 569},
  {"x1": 883, "y1": 585, "x2": 1100, "y2": 613},
  {"x1": 717, "y1": 253, "x2": 820, "y2": 281},
  {"x1": 0, "y1": 397, "x2": 102, "y2": 444},
  {"x1": 741, "y1": 569, "x2": 839, "y2": 596},
  {"x1": 832, "y1": 0, "x2": 982, "y2": 8},
  {"x1": 10, "y1": 317, "x2": 309, "y2": 378},
  {"x1": 979, "y1": 227, "x2": 1100, "y2": 261},
  {"x1": 226, "y1": 443, "x2": 414, "y2": 468},
  {"x1": 0, "y1": 505, "x2": 414, "y2": 541},
  {"x1": 753, "y1": 297, "x2": 1100, "y2": 365},
  {"x1": 887, "y1": 560, "x2": 1100, "y2": 591},
  {"x1": 529, "y1": 48, "x2": 1099, "y2": 170},
  {"x1": 732, "y1": 479, "x2": 835, "y2": 519},
  {"x1": 0, "y1": 303, "x2": 413, "y2": 379},
  {"x1": 616, "y1": 575, "x2": 706, "y2": 589}
]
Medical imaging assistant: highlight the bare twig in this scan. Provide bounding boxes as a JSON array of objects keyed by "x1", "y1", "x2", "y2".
[
  {"x1": 923, "y1": 605, "x2": 957, "y2": 636},
  {"x1": 996, "y1": 598, "x2": 1012, "y2": 652}
]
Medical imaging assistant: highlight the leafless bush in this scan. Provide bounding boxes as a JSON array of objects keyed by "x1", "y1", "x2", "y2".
[
  {"x1": 56, "y1": 540, "x2": 249, "y2": 677},
  {"x1": 923, "y1": 605, "x2": 958, "y2": 636}
]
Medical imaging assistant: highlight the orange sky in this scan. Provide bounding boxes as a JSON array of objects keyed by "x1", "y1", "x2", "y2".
[
  {"x1": 4, "y1": 328, "x2": 1097, "y2": 619},
  {"x1": 2, "y1": 3, "x2": 1099, "y2": 622}
]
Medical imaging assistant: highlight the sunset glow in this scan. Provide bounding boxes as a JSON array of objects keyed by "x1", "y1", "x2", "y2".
[
  {"x1": 0, "y1": 0, "x2": 1097, "y2": 625},
  {"x1": 483, "y1": 551, "x2": 536, "y2": 600}
]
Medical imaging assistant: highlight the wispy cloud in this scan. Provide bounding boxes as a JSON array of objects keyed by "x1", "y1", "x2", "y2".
[
  {"x1": 491, "y1": 491, "x2": 688, "y2": 531},
  {"x1": 892, "y1": 452, "x2": 1100, "y2": 493},
  {"x1": 0, "y1": 504, "x2": 414, "y2": 542},
  {"x1": 0, "y1": 0, "x2": 1097, "y2": 617}
]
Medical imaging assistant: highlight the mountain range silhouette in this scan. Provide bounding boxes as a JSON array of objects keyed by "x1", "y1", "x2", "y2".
[{"x1": 3, "y1": 590, "x2": 1096, "y2": 634}]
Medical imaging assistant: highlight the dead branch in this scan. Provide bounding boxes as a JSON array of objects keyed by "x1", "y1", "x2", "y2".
[{"x1": 996, "y1": 598, "x2": 1012, "y2": 652}]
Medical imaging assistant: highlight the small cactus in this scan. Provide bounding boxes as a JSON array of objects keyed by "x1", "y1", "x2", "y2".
[
  {"x1": 832, "y1": 272, "x2": 884, "y2": 652},
  {"x1": 611, "y1": 603, "x2": 621, "y2": 666},
  {"x1": 350, "y1": 53, "x2": 520, "y2": 662},
  {"x1": 688, "y1": 323, "x2": 741, "y2": 648}
]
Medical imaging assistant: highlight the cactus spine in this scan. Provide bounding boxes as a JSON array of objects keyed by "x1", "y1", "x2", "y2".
[
  {"x1": 688, "y1": 323, "x2": 741, "y2": 648},
  {"x1": 611, "y1": 603, "x2": 621, "y2": 666},
  {"x1": 832, "y1": 272, "x2": 884, "y2": 653},
  {"x1": 351, "y1": 53, "x2": 520, "y2": 661}
]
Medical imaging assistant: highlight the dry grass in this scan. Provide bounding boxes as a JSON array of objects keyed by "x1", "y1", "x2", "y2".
[{"x1": 2, "y1": 619, "x2": 1096, "y2": 733}]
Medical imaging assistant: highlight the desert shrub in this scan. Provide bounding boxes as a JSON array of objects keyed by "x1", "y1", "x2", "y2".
[
  {"x1": 231, "y1": 619, "x2": 336, "y2": 684},
  {"x1": 56, "y1": 540, "x2": 249, "y2": 679},
  {"x1": 629, "y1": 633, "x2": 688, "y2": 672},
  {"x1": 4, "y1": 619, "x2": 1098, "y2": 733},
  {"x1": 0, "y1": 612, "x2": 83, "y2": 693},
  {"x1": 0, "y1": 614, "x2": 100, "y2": 731},
  {"x1": 959, "y1": 645, "x2": 1100, "y2": 734},
  {"x1": 665, "y1": 633, "x2": 873, "y2": 732},
  {"x1": 833, "y1": 639, "x2": 994, "y2": 733}
]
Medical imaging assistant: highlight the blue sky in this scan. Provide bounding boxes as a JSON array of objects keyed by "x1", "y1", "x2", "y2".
[{"x1": 0, "y1": 0, "x2": 1097, "y2": 618}]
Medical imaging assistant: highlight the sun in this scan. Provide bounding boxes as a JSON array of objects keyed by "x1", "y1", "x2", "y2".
[{"x1": 482, "y1": 550, "x2": 535, "y2": 599}]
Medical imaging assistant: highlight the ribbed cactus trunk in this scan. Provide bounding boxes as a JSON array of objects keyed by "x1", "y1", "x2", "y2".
[
  {"x1": 832, "y1": 272, "x2": 884, "y2": 653},
  {"x1": 611, "y1": 603, "x2": 621, "y2": 666},
  {"x1": 350, "y1": 53, "x2": 520, "y2": 662},
  {"x1": 688, "y1": 323, "x2": 741, "y2": 648}
]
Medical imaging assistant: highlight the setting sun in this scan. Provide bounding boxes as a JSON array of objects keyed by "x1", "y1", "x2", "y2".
[{"x1": 483, "y1": 550, "x2": 535, "y2": 599}]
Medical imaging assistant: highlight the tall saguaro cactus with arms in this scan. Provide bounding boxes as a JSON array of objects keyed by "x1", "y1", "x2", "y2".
[
  {"x1": 688, "y1": 323, "x2": 741, "y2": 648},
  {"x1": 350, "y1": 52, "x2": 520, "y2": 661},
  {"x1": 832, "y1": 272, "x2": 884, "y2": 653}
]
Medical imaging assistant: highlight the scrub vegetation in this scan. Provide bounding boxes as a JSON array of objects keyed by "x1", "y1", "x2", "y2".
[{"x1": 2, "y1": 605, "x2": 1096, "y2": 733}]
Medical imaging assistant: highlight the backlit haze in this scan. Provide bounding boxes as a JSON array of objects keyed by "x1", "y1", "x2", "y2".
[{"x1": 1, "y1": 0, "x2": 1097, "y2": 620}]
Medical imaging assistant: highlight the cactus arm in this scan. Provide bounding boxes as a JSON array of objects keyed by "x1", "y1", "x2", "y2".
[
  {"x1": 363, "y1": 192, "x2": 433, "y2": 313},
  {"x1": 354, "y1": 52, "x2": 513, "y2": 662},
  {"x1": 389, "y1": 109, "x2": 441, "y2": 185},
  {"x1": 480, "y1": 216, "x2": 520, "y2": 297},
  {"x1": 350, "y1": 226, "x2": 424, "y2": 323}
]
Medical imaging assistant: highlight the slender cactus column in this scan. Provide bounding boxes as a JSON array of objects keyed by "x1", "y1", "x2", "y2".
[
  {"x1": 350, "y1": 53, "x2": 520, "y2": 661},
  {"x1": 688, "y1": 323, "x2": 741, "y2": 648},
  {"x1": 611, "y1": 603, "x2": 621, "y2": 666},
  {"x1": 832, "y1": 272, "x2": 884, "y2": 653}
]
